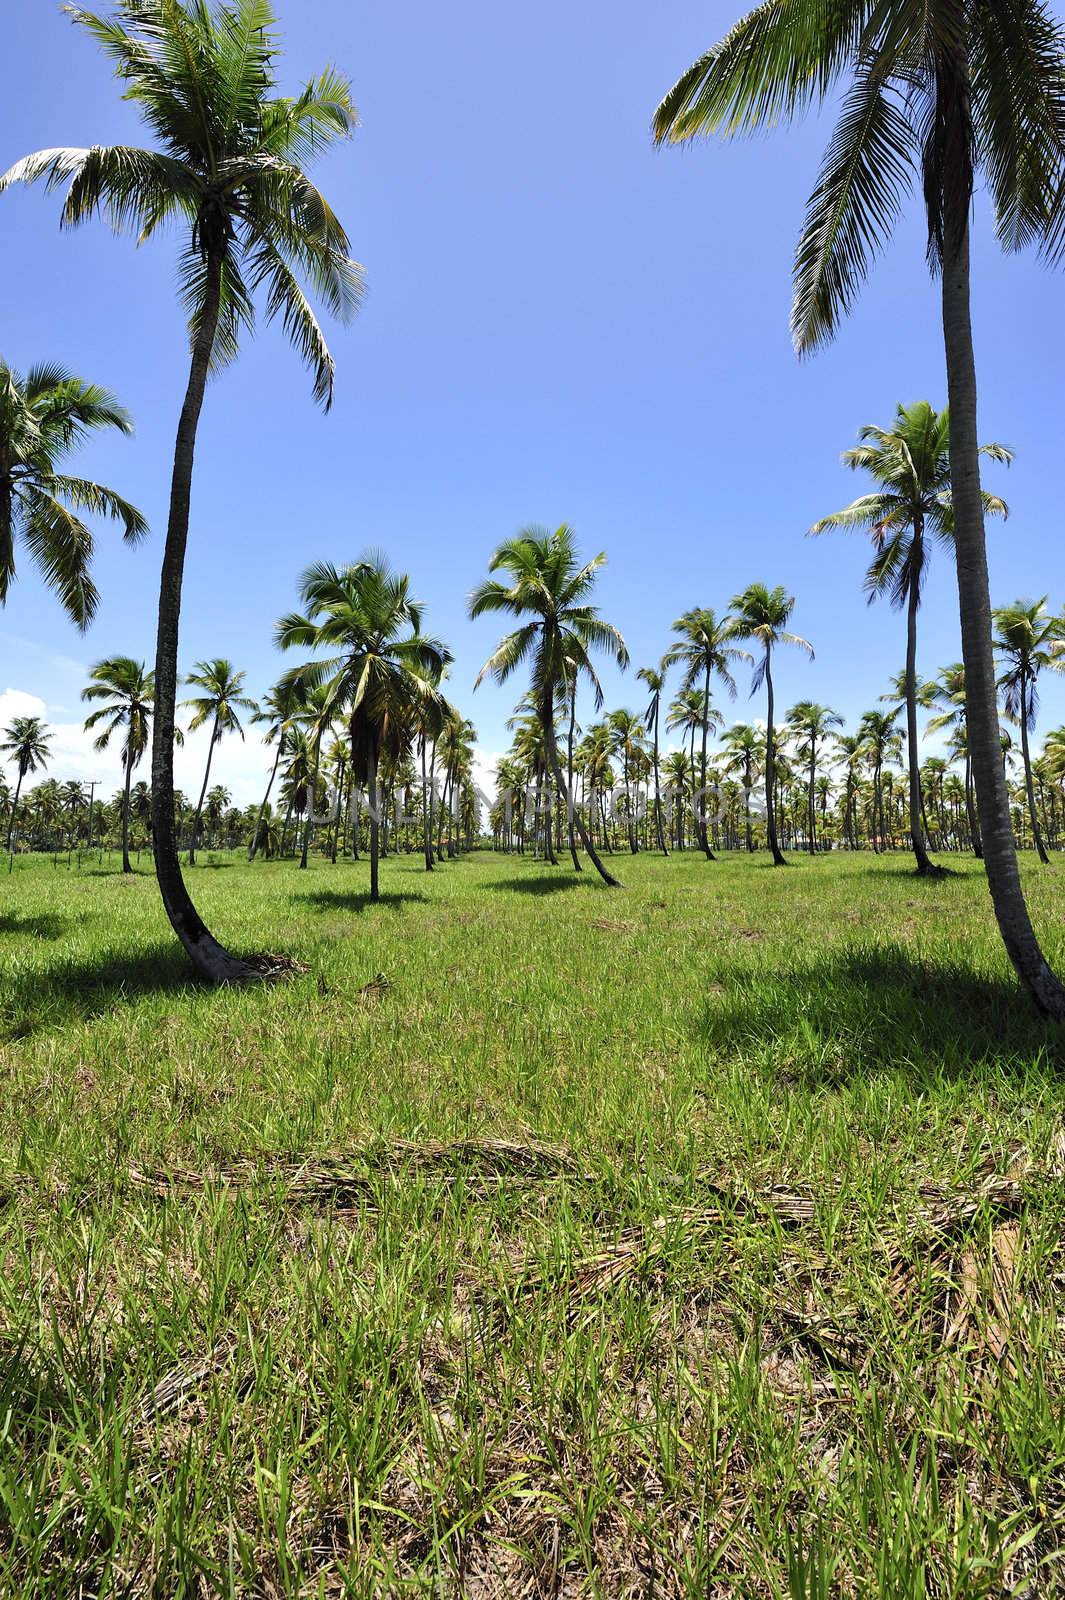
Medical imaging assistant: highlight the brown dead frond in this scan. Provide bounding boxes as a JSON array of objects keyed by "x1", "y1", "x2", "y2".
[
  {"x1": 241, "y1": 951, "x2": 309, "y2": 980},
  {"x1": 137, "y1": 1333, "x2": 237, "y2": 1422}
]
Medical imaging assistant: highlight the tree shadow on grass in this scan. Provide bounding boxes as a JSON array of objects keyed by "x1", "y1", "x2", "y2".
[
  {"x1": 487, "y1": 872, "x2": 588, "y2": 896},
  {"x1": 0, "y1": 911, "x2": 68, "y2": 939},
  {"x1": 699, "y1": 941, "x2": 1065, "y2": 1084},
  {"x1": 0, "y1": 944, "x2": 209, "y2": 1041},
  {"x1": 297, "y1": 889, "x2": 428, "y2": 915}
]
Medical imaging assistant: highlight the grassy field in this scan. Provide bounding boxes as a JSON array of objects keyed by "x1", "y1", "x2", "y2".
[{"x1": 1, "y1": 847, "x2": 1064, "y2": 1597}]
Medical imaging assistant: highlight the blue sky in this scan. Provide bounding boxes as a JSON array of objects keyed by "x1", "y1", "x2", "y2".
[{"x1": 1, "y1": 0, "x2": 1063, "y2": 803}]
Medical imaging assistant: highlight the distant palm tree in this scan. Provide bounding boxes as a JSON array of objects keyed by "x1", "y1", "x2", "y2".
[
  {"x1": 0, "y1": 360, "x2": 146, "y2": 627},
  {"x1": 607, "y1": 708, "x2": 647, "y2": 854},
  {"x1": 636, "y1": 662, "x2": 670, "y2": 855},
  {"x1": 859, "y1": 710, "x2": 904, "y2": 852},
  {"x1": 994, "y1": 599, "x2": 1065, "y2": 864},
  {"x1": 728, "y1": 584, "x2": 813, "y2": 865},
  {"x1": 2, "y1": 0, "x2": 362, "y2": 980},
  {"x1": 720, "y1": 723, "x2": 766, "y2": 853},
  {"x1": 248, "y1": 680, "x2": 301, "y2": 863},
  {"x1": 664, "y1": 608, "x2": 748, "y2": 860},
  {"x1": 81, "y1": 657, "x2": 155, "y2": 872},
  {"x1": 182, "y1": 660, "x2": 254, "y2": 866},
  {"x1": 652, "y1": 0, "x2": 1065, "y2": 1012},
  {"x1": 811, "y1": 402, "x2": 1009, "y2": 874},
  {"x1": 1, "y1": 716, "x2": 52, "y2": 851},
  {"x1": 786, "y1": 701, "x2": 842, "y2": 855},
  {"x1": 926, "y1": 663, "x2": 982, "y2": 857},
  {"x1": 277, "y1": 557, "x2": 449, "y2": 901},
  {"x1": 470, "y1": 525, "x2": 629, "y2": 887}
]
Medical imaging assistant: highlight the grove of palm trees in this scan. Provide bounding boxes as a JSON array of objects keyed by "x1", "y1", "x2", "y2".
[{"x1": 2, "y1": 1, "x2": 1065, "y2": 1594}]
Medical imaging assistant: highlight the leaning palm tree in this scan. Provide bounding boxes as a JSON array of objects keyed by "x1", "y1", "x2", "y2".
[
  {"x1": 993, "y1": 599, "x2": 1065, "y2": 865},
  {"x1": 2, "y1": 0, "x2": 362, "y2": 980},
  {"x1": 1, "y1": 716, "x2": 52, "y2": 851},
  {"x1": 636, "y1": 662, "x2": 670, "y2": 856},
  {"x1": 469, "y1": 525, "x2": 629, "y2": 887},
  {"x1": 728, "y1": 584, "x2": 813, "y2": 866},
  {"x1": 277, "y1": 557, "x2": 449, "y2": 902},
  {"x1": 81, "y1": 656, "x2": 155, "y2": 872},
  {"x1": 811, "y1": 402, "x2": 1009, "y2": 874},
  {"x1": 664, "y1": 608, "x2": 748, "y2": 860},
  {"x1": 0, "y1": 360, "x2": 147, "y2": 626},
  {"x1": 182, "y1": 660, "x2": 254, "y2": 865},
  {"x1": 653, "y1": 0, "x2": 1065, "y2": 1012}
]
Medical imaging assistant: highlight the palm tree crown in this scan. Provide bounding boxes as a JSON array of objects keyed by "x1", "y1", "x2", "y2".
[
  {"x1": 82, "y1": 657, "x2": 155, "y2": 769},
  {"x1": 183, "y1": 659, "x2": 255, "y2": 742},
  {"x1": 0, "y1": 359, "x2": 146, "y2": 626}
]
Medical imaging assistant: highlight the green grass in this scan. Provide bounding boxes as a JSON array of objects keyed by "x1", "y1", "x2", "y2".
[{"x1": 1, "y1": 847, "x2": 1064, "y2": 1596}]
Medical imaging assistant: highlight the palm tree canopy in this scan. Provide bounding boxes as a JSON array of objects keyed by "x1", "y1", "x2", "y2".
[
  {"x1": 182, "y1": 658, "x2": 255, "y2": 740},
  {"x1": 0, "y1": 359, "x2": 147, "y2": 626},
  {"x1": 652, "y1": 0, "x2": 1065, "y2": 351},
  {"x1": 0, "y1": 716, "x2": 52, "y2": 777},
  {"x1": 728, "y1": 582, "x2": 813, "y2": 691},
  {"x1": 0, "y1": 0, "x2": 363, "y2": 408},
  {"x1": 470, "y1": 525, "x2": 629, "y2": 713},
  {"x1": 810, "y1": 402, "x2": 1010, "y2": 608},
  {"x1": 994, "y1": 597, "x2": 1065, "y2": 729},
  {"x1": 664, "y1": 606, "x2": 750, "y2": 696},
  {"x1": 82, "y1": 655, "x2": 155, "y2": 765}
]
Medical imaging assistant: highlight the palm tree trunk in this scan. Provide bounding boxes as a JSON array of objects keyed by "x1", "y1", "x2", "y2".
[
  {"x1": 249, "y1": 735, "x2": 284, "y2": 862},
  {"x1": 764, "y1": 652, "x2": 786, "y2": 866},
  {"x1": 567, "y1": 682, "x2": 581, "y2": 872},
  {"x1": 1019, "y1": 675, "x2": 1050, "y2": 864},
  {"x1": 189, "y1": 714, "x2": 218, "y2": 867},
  {"x1": 6, "y1": 768, "x2": 23, "y2": 853},
  {"x1": 542, "y1": 703, "x2": 620, "y2": 886},
  {"x1": 699, "y1": 668, "x2": 716, "y2": 860},
  {"x1": 941, "y1": 180, "x2": 1065, "y2": 1014},
  {"x1": 807, "y1": 747, "x2": 816, "y2": 855},
  {"x1": 301, "y1": 736, "x2": 323, "y2": 870},
  {"x1": 150, "y1": 253, "x2": 252, "y2": 982},
  {"x1": 652, "y1": 706, "x2": 668, "y2": 857},
  {"x1": 904, "y1": 546, "x2": 935, "y2": 874},
  {"x1": 121, "y1": 757, "x2": 133, "y2": 874},
  {"x1": 420, "y1": 737, "x2": 434, "y2": 871},
  {"x1": 367, "y1": 743, "x2": 380, "y2": 901}
]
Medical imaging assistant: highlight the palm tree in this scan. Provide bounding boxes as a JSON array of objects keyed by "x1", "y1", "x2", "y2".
[
  {"x1": 859, "y1": 710, "x2": 904, "y2": 851},
  {"x1": 277, "y1": 557, "x2": 449, "y2": 902},
  {"x1": 787, "y1": 701, "x2": 842, "y2": 855},
  {"x1": 248, "y1": 680, "x2": 301, "y2": 863},
  {"x1": 0, "y1": 360, "x2": 147, "y2": 626},
  {"x1": 81, "y1": 657, "x2": 155, "y2": 872},
  {"x1": 182, "y1": 660, "x2": 254, "y2": 865},
  {"x1": 607, "y1": 708, "x2": 647, "y2": 854},
  {"x1": 653, "y1": 0, "x2": 1065, "y2": 1013},
  {"x1": 636, "y1": 662, "x2": 670, "y2": 856},
  {"x1": 811, "y1": 403, "x2": 1009, "y2": 874},
  {"x1": 3, "y1": 1, "x2": 362, "y2": 980},
  {"x1": 993, "y1": 599, "x2": 1065, "y2": 865},
  {"x1": 470, "y1": 525, "x2": 629, "y2": 886},
  {"x1": 926, "y1": 663, "x2": 983, "y2": 856},
  {"x1": 664, "y1": 608, "x2": 748, "y2": 860},
  {"x1": 1, "y1": 717, "x2": 52, "y2": 851},
  {"x1": 728, "y1": 584, "x2": 813, "y2": 865},
  {"x1": 720, "y1": 723, "x2": 765, "y2": 852}
]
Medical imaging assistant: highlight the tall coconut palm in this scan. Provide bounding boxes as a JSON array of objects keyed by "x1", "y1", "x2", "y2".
[
  {"x1": 653, "y1": 0, "x2": 1065, "y2": 1012},
  {"x1": 926, "y1": 663, "x2": 984, "y2": 856},
  {"x1": 607, "y1": 708, "x2": 648, "y2": 854},
  {"x1": 787, "y1": 701, "x2": 843, "y2": 855},
  {"x1": 664, "y1": 608, "x2": 748, "y2": 860},
  {"x1": 993, "y1": 599, "x2": 1065, "y2": 865},
  {"x1": 81, "y1": 657, "x2": 155, "y2": 872},
  {"x1": 720, "y1": 722, "x2": 766, "y2": 853},
  {"x1": 636, "y1": 662, "x2": 670, "y2": 855},
  {"x1": 1, "y1": 716, "x2": 52, "y2": 851},
  {"x1": 470, "y1": 525, "x2": 629, "y2": 887},
  {"x1": 859, "y1": 710, "x2": 904, "y2": 851},
  {"x1": 811, "y1": 403, "x2": 1009, "y2": 874},
  {"x1": 2, "y1": 1, "x2": 362, "y2": 980},
  {"x1": 277, "y1": 557, "x2": 449, "y2": 902},
  {"x1": 247, "y1": 680, "x2": 300, "y2": 863},
  {"x1": 728, "y1": 584, "x2": 813, "y2": 865},
  {"x1": 182, "y1": 660, "x2": 254, "y2": 865},
  {"x1": 0, "y1": 360, "x2": 147, "y2": 626}
]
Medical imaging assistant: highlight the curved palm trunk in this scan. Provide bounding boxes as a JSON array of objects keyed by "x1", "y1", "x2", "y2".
[
  {"x1": 249, "y1": 735, "x2": 284, "y2": 862},
  {"x1": 942, "y1": 186, "x2": 1065, "y2": 1015},
  {"x1": 652, "y1": 703, "x2": 668, "y2": 857},
  {"x1": 189, "y1": 714, "x2": 219, "y2": 867},
  {"x1": 904, "y1": 547, "x2": 935, "y2": 874},
  {"x1": 764, "y1": 652, "x2": 786, "y2": 866},
  {"x1": 1018, "y1": 676, "x2": 1050, "y2": 864},
  {"x1": 6, "y1": 768, "x2": 24, "y2": 853},
  {"x1": 150, "y1": 254, "x2": 253, "y2": 982},
  {"x1": 542, "y1": 705, "x2": 620, "y2": 887},
  {"x1": 121, "y1": 756, "x2": 133, "y2": 874}
]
